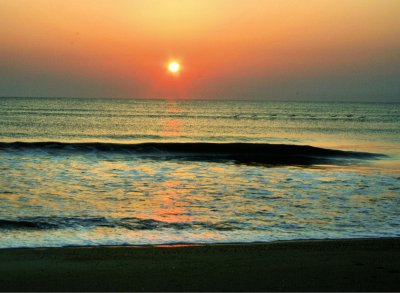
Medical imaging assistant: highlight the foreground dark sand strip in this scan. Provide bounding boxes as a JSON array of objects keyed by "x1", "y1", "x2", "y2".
[{"x1": 0, "y1": 238, "x2": 399, "y2": 292}]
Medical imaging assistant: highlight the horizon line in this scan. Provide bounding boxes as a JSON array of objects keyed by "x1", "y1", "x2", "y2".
[{"x1": 1, "y1": 95, "x2": 399, "y2": 104}]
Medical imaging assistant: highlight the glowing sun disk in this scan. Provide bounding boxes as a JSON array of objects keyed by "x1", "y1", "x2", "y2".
[{"x1": 168, "y1": 62, "x2": 180, "y2": 73}]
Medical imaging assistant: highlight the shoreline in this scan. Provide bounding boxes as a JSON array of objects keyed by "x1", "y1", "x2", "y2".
[
  {"x1": 0, "y1": 237, "x2": 399, "y2": 291},
  {"x1": 1, "y1": 236, "x2": 399, "y2": 250}
]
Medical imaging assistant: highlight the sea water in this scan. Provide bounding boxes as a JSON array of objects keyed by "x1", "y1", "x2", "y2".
[{"x1": 0, "y1": 97, "x2": 399, "y2": 248}]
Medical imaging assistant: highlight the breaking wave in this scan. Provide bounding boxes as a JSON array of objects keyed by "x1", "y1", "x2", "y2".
[{"x1": 0, "y1": 141, "x2": 383, "y2": 166}]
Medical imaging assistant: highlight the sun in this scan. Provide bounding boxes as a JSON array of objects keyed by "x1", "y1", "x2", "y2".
[{"x1": 168, "y1": 61, "x2": 180, "y2": 74}]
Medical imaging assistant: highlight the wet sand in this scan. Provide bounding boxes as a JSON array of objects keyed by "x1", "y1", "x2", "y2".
[{"x1": 0, "y1": 238, "x2": 399, "y2": 292}]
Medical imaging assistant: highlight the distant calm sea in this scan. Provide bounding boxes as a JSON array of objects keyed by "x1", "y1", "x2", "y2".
[{"x1": 0, "y1": 97, "x2": 399, "y2": 248}]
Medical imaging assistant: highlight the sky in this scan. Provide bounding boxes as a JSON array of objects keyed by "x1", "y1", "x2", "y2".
[{"x1": 0, "y1": 0, "x2": 399, "y2": 101}]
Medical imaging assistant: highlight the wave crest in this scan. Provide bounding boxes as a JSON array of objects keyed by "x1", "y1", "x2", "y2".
[
  {"x1": 0, "y1": 217, "x2": 244, "y2": 231},
  {"x1": 0, "y1": 141, "x2": 383, "y2": 165}
]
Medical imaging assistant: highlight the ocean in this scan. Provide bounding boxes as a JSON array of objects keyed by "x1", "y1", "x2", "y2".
[{"x1": 0, "y1": 97, "x2": 399, "y2": 248}]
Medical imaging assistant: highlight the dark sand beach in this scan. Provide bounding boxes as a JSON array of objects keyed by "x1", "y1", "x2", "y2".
[{"x1": 0, "y1": 238, "x2": 399, "y2": 292}]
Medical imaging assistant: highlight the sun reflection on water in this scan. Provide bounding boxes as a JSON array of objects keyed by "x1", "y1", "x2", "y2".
[{"x1": 162, "y1": 101, "x2": 183, "y2": 138}]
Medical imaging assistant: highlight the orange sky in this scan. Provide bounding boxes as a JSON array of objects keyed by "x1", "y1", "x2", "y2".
[{"x1": 0, "y1": 0, "x2": 399, "y2": 100}]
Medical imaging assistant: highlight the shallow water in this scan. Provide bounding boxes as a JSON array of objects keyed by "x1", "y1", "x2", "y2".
[{"x1": 0, "y1": 98, "x2": 399, "y2": 248}]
